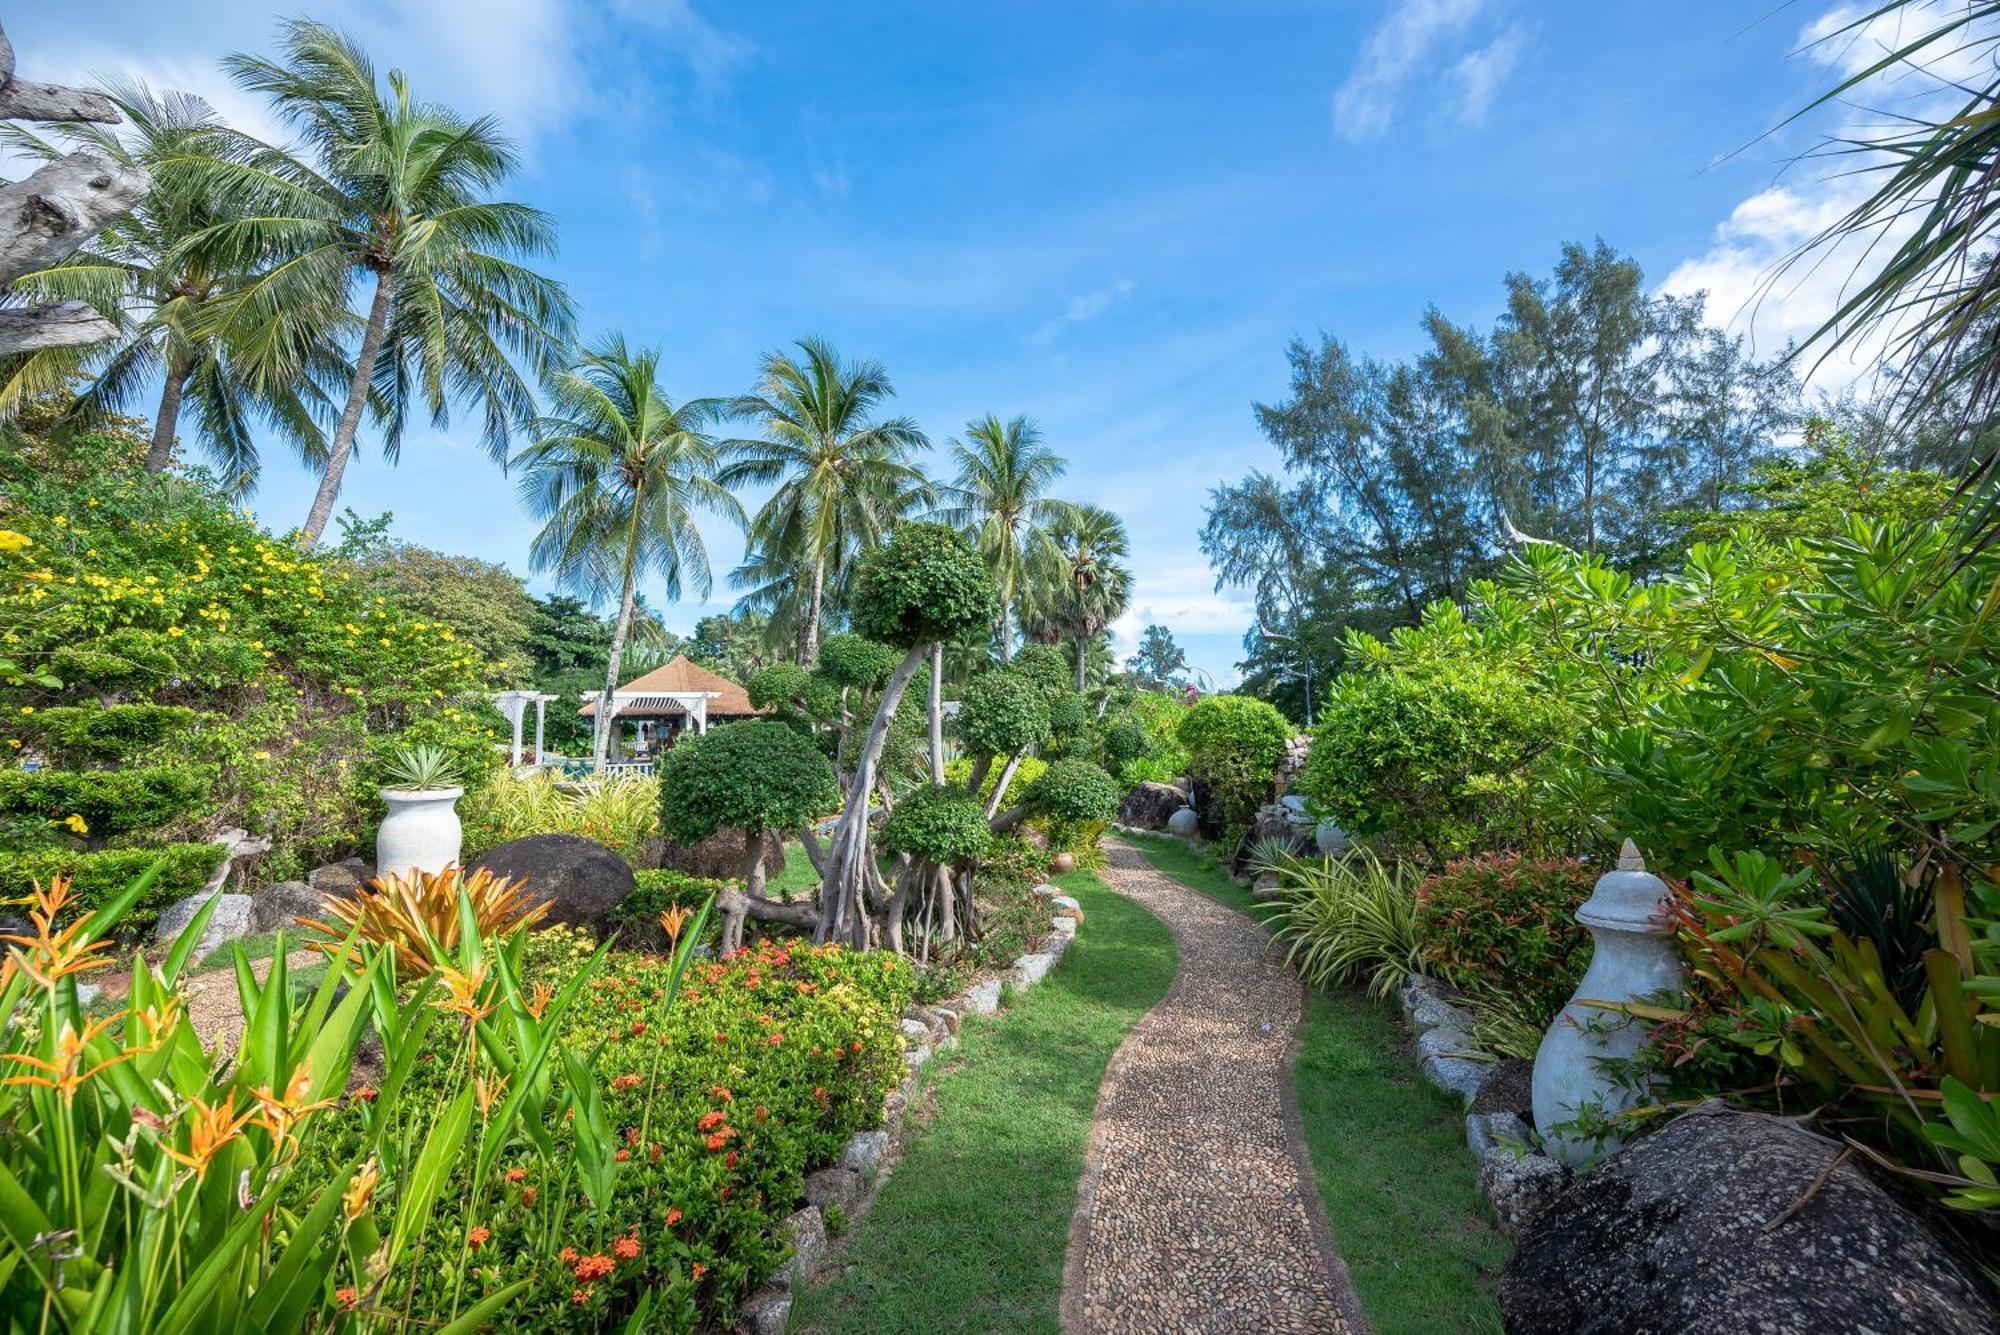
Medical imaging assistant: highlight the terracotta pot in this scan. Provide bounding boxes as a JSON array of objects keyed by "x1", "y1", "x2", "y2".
[{"x1": 1049, "y1": 851, "x2": 1076, "y2": 875}]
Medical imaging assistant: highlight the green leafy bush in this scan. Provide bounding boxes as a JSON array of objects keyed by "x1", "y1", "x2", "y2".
[
  {"x1": 815, "y1": 633, "x2": 899, "y2": 689},
  {"x1": 615, "y1": 868, "x2": 734, "y2": 950},
  {"x1": 0, "y1": 765, "x2": 212, "y2": 837},
  {"x1": 942, "y1": 754, "x2": 1047, "y2": 811},
  {"x1": 956, "y1": 671, "x2": 1051, "y2": 758},
  {"x1": 1414, "y1": 854, "x2": 1596, "y2": 1022},
  {"x1": 1270, "y1": 849, "x2": 1425, "y2": 999},
  {"x1": 24, "y1": 703, "x2": 205, "y2": 765},
  {"x1": 1005, "y1": 644, "x2": 1072, "y2": 696},
  {"x1": 0, "y1": 841, "x2": 226, "y2": 923},
  {"x1": 657, "y1": 721, "x2": 841, "y2": 855},
  {"x1": 1023, "y1": 758, "x2": 1121, "y2": 825},
  {"x1": 1047, "y1": 690, "x2": 1087, "y2": 738},
  {"x1": 1108, "y1": 691, "x2": 1191, "y2": 785},
  {"x1": 880, "y1": 785, "x2": 993, "y2": 864},
  {"x1": 461, "y1": 769, "x2": 661, "y2": 863},
  {"x1": 850, "y1": 524, "x2": 997, "y2": 649},
  {"x1": 1176, "y1": 694, "x2": 1291, "y2": 830}
]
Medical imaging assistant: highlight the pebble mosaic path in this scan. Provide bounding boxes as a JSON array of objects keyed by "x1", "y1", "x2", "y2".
[{"x1": 1061, "y1": 840, "x2": 1365, "y2": 1334}]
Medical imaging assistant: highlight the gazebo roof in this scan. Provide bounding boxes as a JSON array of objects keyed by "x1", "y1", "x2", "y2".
[{"x1": 577, "y1": 655, "x2": 763, "y2": 718}]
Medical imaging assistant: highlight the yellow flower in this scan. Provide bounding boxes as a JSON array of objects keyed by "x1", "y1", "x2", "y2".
[
  {"x1": 18, "y1": 706, "x2": 32, "y2": 716},
  {"x1": 343, "y1": 1160, "x2": 381, "y2": 1222},
  {"x1": 61, "y1": 814, "x2": 88, "y2": 835},
  {"x1": 50, "y1": 515, "x2": 67, "y2": 527},
  {"x1": 166, "y1": 626, "x2": 184, "y2": 638},
  {"x1": 0, "y1": 530, "x2": 30, "y2": 553}
]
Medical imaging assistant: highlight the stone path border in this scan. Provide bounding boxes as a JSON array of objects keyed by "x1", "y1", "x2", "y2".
[{"x1": 1061, "y1": 839, "x2": 1367, "y2": 1334}]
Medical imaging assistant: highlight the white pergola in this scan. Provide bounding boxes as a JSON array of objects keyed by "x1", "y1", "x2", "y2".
[
  {"x1": 491, "y1": 690, "x2": 561, "y2": 766},
  {"x1": 598, "y1": 688, "x2": 716, "y2": 737}
]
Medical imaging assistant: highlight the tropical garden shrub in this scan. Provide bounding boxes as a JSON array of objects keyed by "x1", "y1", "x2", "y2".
[
  {"x1": 0, "y1": 426, "x2": 503, "y2": 878},
  {"x1": 462, "y1": 769, "x2": 662, "y2": 863},
  {"x1": 20, "y1": 702, "x2": 206, "y2": 765},
  {"x1": 1106, "y1": 690, "x2": 1191, "y2": 785},
  {"x1": 657, "y1": 722, "x2": 839, "y2": 888},
  {"x1": 1175, "y1": 693, "x2": 1291, "y2": 832},
  {"x1": 1413, "y1": 854, "x2": 1596, "y2": 1023},
  {"x1": 0, "y1": 764, "x2": 212, "y2": 837},
  {"x1": 955, "y1": 671, "x2": 1051, "y2": 760},
  {"x1": 1268, "y1": 849, "x2": 1425, "y2": 999},
  {"x1": 942, "y1": 754, "x2": 1047, "y2": 814},
  {"x1": 0, "y1": 841, "x2": 226, "y2": 920},
  {"x1": 615, "y1": 869, "x2": 734, "y2": 950},
  {"x1": 1019, "y1": 757, "x2": 1121, "y2": 857}
]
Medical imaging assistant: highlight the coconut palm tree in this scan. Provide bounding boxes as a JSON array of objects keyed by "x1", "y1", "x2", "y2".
[
  {"x1": 0, "y1": 81, "x2": 347, "y2": 484},
  {"x1": 1023, "y1": 503, "x2": 1132, "y2": 690},
  {"x1": 169, "y1": 19, "x2": 575, "y2": 545},
  {"x1": 513, "y1": 336, "x2": 743, "y2": 771},
  {"x1": 722, "y1": 337, "x2": 930, "y2": 665},
  {"x1": 935, "y1": 413, "x2": 1072, "y2": 660}
]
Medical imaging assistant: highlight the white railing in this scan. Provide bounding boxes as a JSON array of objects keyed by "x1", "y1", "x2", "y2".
[{"x1": 600, "y1": 760, "x2": 656, "y2": 778}]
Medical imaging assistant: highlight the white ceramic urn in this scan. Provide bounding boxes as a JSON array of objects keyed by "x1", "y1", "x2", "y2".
[
  {"x1": 1532, "y1": 839, "x2": 1683, "y2": 1168},
  {"x1": 376, "y1": 786, "x2": 464, "y2": 881}
]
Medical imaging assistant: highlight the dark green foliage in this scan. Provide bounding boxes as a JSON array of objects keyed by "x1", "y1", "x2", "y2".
[
  {"x1": 1176, "y1": 694, "x2": 1292, "y2": 830},
  {"x1": 816, "y1": 633, "x2": 899, "y2": 689},
  {"x1": 1047, "y1": 690, "x2": 1087, "y2": 738},
  {"x1": 1301, "y1": 660, "x2": 1572, "y2": 861},
  {"x1": 957, "y1": 671, "x2": 1051, "y2": 758},
  {"x1": 746, "y1": 663, "x2": 812, "y2": 712},
  {"x1": 1823, "y1": 851, "x2": 1934, "y2": 1017},
  {"x1": 1005, "y1": 644, "x2": 1071, "y2": 696},
  {"x1": 26, "y1": 704, "x2": 205, "y2": 765},
  {"x1": 0, "y1": 766, "x2": 211, "y2": 837},
  {"x1": 1414, "y1": 854, "x2": 1596, "y2": 1022},
  {"x1": 1024, "y1": 758, "x2": 1122, "y2": 824},
  {"x1": 657, "y1": 720, "x2": 840, "y2": 845},
  {"x1": 0, "y1": 842, "x2": 227, "y2": 925},
  {"x1": 614, "y1": 868, "x2": 733, "y2": 949},
  {"x1": 880, "y1": 785, "x2": 993, "y2": 864},
  {"x1": 850, "y1": 524, "x2": 997, "y2": 649},
  {"x1": 1101, "y1": 717, "x2": 1150, "y2": 773}
]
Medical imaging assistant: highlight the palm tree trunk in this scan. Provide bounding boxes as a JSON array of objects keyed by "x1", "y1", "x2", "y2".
[
  {"x1": 299, "y1": 267, "x2": 398, "y2": 548},
  {"x1": 996, "y1": 590, "x2": 1013, "y2": 662},
  {"x1": 1075, "y1": 635, "x2": 1087, "y2": 692},
  {"x1": 803, "y1": 557, "x2": 826, "y2": 666},
  {"x1": 594, "y1": 496, "x2": 646, "y2": 772},
  {"x1": 145, "y1": 358, "x2": 191, "y2": 473}
]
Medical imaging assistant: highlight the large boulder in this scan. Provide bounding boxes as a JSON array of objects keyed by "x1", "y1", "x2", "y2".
[
  {"x1": 1229, "y1": 801, "x2": 1313, "y2": 876},
  {"x1": 468, "y1": 834, "x2": 635, "y2": 932},
  {"x1": 153, "y1": 891, "x2": 252, "y2": 957},
  {"x1": 1117, "y1": 781, "x2": 1188, "y2": 831},
  {"x1": 652, "y1": 827, "x2": 786, "y2": 881},
  {"x1": 308, "y1": 857, "x2": 374, "y2": 896},
  {"x1": 1502, "y1": 1103, "x2": 2000, "y2": 1334},
  {"x1": 249, "y1": 880, "x2": 334, "y2": 934}
]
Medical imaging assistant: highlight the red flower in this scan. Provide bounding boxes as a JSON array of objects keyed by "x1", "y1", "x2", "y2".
[
  {"x1": 705, "y1": 1131, "x2": 730, "y2": 1151},
  {"x1": 559, "y1": 1246, "x2": 579, "y2": 1264},
  {"x1": 709, "y1": 1085, "x2": 732, "y2": 1102},
  {"x1": 573, "y1": 1253, "x2": 616, "y2": 1282},
  {"x1": 712, "y1": 1033, "x2": 728, "y2": 1044},
  {"x1": 614, "y1": 1234, "x2": 641, "y2": 1261},
  {"x1": 614, "y1": 1148, "x2": 631, "y2": 1162},
  {"x1": 697, "y1": 1110, "x2": 726, "y2": 1132},
  {"x1": 651, "y1": 1142, "x2": 663, "y2": 1162},
  {"x1": 666, "y1": 1206, "x2": 683, "y2": 1226},
  {"x1": 724, "y1": 1150, "x2": 739, "y2": 1169},
  {"x1": 571, "y1": 1288, "x2": 591, "y2": 1305},
  {"x1": 611, "y1": 1073, "x2": 641, "y2": 1092},
  {"x1": 505, "y1": 1167, "x2": 528, "y2": 1183},
  {"x1": 630, "y1": 1021, "x2": 646, "y2": 1037},
  {"x1": 335, "y1": 1287, "x2": 358, "y2": 1311},
  {"x1": 523, "y1": 1186, "x2": 539, "y2": 1204},
  {"x1": 467, "y1": 1225, "x2": 490, "y2": 1250},
  {"x1": 351, "y1": 1087, "x2": 378, "y2": 1103},
  {"x1": 754, "y1": 1105, "x2": 769, "y2": 1122},
  {"x1": 767, "y1": 1032, "x2": 784, "y2": 1046},
  {"x1": 692, "y1": 1262, "x2": 707, "y2": 1280}
]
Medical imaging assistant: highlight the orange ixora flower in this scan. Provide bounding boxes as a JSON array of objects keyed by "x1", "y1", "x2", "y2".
[
  {"x1": 1, "y1": 876, "x2": 115, "y2": 989},
  {"x1": 467, "y1": 1225, "x2": 491, "y2": 1250},
  {"x1": 163, "y1": 1092, "x2": 258, "y2": 1180},
  {"x1": 1, "y1": 1014, "x2": 133, "y2": 1101},
  {"x1": 613, "y1": 1234, "x2": 641, "y2": 1261}
]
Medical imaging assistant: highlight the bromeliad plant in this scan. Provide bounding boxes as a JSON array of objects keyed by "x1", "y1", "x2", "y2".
[{"x1": 301, "y1": 863, "x2": 549, "y2": 981}]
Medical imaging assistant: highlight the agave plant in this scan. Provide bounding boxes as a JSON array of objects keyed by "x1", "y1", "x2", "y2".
[
  {"x1": 300, "y1": 864, "x2": 547, "y2": 980},
  {"x1": 379, "y1": 743, "x2": 465, "y2": 792}
]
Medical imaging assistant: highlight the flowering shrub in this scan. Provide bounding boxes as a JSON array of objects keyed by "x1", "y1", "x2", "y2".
[
  {"x1": 1413, "y1": 854, "x2": 1596, "y2": 1022},
  {"x1": 305, "y1": 930, "x2": 915, "y2": 1330},
  {"x1": 1176, "y1": 694, "x2": 1292, "y2": 831}
]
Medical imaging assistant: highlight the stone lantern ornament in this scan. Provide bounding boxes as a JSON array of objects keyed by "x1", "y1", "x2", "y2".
[{"x1": 1532, "y1": 839, "x2": 1683, "y2": 1168}]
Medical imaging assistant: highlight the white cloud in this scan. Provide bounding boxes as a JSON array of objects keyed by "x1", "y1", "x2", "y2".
[
  {"x1": 1662, "y1": 2, "x2": 1991, "y2": 390},
  {"x1": 1447, "y1": 27, "x2": 1524, "y2": 127},
  {"x1": 1034, "y1": 279, "x2": 1135, "y2": 345},
  {"x1": 1333, "y1": 0, "x2": 1489, "y2": 140}
]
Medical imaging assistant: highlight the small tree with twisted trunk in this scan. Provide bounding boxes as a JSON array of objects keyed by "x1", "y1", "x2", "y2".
[
  {"x1": 879, "y1": 785, "x2": 992, "y2": 958},
  {"x1": 818, "y1": 524, "x2": 995, "y2": 947},
  {"x1": 657, "y1": 720, "x2": 839, "y2": 954}
]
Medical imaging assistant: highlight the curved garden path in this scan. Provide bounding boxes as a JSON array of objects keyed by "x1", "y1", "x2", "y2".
[{"x1": 1061, "y1": 840, "x2": 1366, "y2": 1334}]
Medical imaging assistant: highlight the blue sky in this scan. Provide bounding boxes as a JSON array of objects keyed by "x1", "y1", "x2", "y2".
[{"x1": 21, "y1": 1, "x2": 1911, "y2": 684}]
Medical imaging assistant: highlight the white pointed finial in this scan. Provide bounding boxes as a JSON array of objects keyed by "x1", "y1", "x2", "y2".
[{"x1": 1618, "y1": 838, "x2": 1645, "y2": 871}]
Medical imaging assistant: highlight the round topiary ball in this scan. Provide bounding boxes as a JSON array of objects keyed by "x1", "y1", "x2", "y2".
[
  {"x1": 1006, "y1": 644, "x2": 1072, "y2": 696},
  {"x1": 816, "y1": 633, "x2": 901, "y2": 689},
  {"x1": 958, "y1": 671, "x2": 1052, "y2": 757},
  {"x1": 1026, "y1": 758, "x2": 1123, "y2": 823},
  {"x1": 747, "y1": 663, "x2": 812, "y2": 711},
  {"x1": 1102, "y1": 716, "x2": 1150, "y2": 772},
  {"x1": 850, "y1": 523, "x2": 998, "y2": 649},
  {"x1": 1047, "y1": 690, "x2": 1088, "y2": 736},
  {"x1": 880, "y1": 784, "x2": 994, "y2": 864},
  {"x1": 657, "y1": 720, "x2": 841, "y2": 846}
]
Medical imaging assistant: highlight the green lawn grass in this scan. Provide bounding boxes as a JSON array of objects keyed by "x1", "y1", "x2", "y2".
[
  {"x1": 796, "y1": 866, "x2": 1176, "y2": 1335},
  {"x1": 1119, "y1": 830, "x2": 1507, "y2": 1334}
]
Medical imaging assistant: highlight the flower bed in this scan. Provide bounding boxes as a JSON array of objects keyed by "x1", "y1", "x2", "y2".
[{"x1": 306, "y1": 929, "x2": 913, "y2": 1330}]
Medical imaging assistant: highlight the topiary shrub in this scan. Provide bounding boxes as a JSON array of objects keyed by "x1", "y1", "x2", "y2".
[
  {"x1": 25, "y1": 704, "x2": 206, "y2": 766},
  {"x1": 1413, "y1": 853, "x2": 1596, "y2": 1022},
  {"x1": 815, "y1": 633, "x2": 900, "y2": 689},
  {"x1": 1176, "y1": 694, "x2": 1292, "y2": 832},
  {"x1": 1006, "y1": 644, "x2": 1072, "y2": 696},
  {"x1": 956, "y1": 671, "x2": 1051, "y2": 759},
  {"x1": 1101, "y1": 716, "x2": 1150, "y2": 774},
  {"x1": 880, "y1": 785, "x2": 993, "y2": 865},
  {"x1": 943, "y1": 754, "x2": 1047, "y2": 811},
  {"x1": 658, "y1": 722, "x2": 840, "y2": 892},
  {"x1": 1047, "y1": 690, "x2": 1087, "y2": 738},
  {"x1": 0, "y1": 842, "x2": 228, "y2": 926},
  {"x1": 1300, "y1": 659, "x2": 1571, "y2": 861},
  {"x1": 0, "y1": 766, "x2": 212, "y2": 838},
  {"x1": 1023, "y1": 757, "x2": 1123, "y2": 826},
  {"x1": 850, "y1": 524, "x2": 998, "y2": 650},
  {"x1": 746, "y1": 663, "x2": 812, "y2": 712}
]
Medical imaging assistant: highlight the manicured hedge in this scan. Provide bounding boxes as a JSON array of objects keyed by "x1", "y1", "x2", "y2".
[
  {"x1": 0, "y1": 841, "x2": 227, "y2": 923},
  {"x1": 0, "y1": 765, "x2": 211, "y2": 836},
  {"x1": 26, "y1": 704, "x2": 206, "y2": 764}
]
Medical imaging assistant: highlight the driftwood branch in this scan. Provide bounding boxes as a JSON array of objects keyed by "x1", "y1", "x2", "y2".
[
  {"x1": 0, "y1": 301, "x2": 117, "y2": 351},
  {"x1": 0, "y1": 79, "x2": 118, "y2": 124},
  {"x1": 0, "y1": 152, "x2": 150, "y2": 287}
]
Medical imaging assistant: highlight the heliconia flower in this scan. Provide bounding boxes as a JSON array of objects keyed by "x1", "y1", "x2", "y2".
[{"x1": 163, "y1": 1092, "x2": 257, "y2": 1180}]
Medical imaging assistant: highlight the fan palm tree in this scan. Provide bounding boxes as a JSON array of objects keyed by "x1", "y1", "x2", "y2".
[
  {"x1": 168, "y1": 19, "x2": 575, "y2": 545},
  {"x1": 722, "y1": 337, "x2": 930, "y2": 665},
  {"x1": 513, "y1": 336, "x2": 743, "y2": 771},
  {"x1": 1023, "y1": 503, "x2": 1132, "y2": 690},
  {"x1": 935, "y1": 414, "x2": 1072, "y2": 660},
  {"x1": 0, "y1": 81, "x2": 347, "y2": 484}
]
